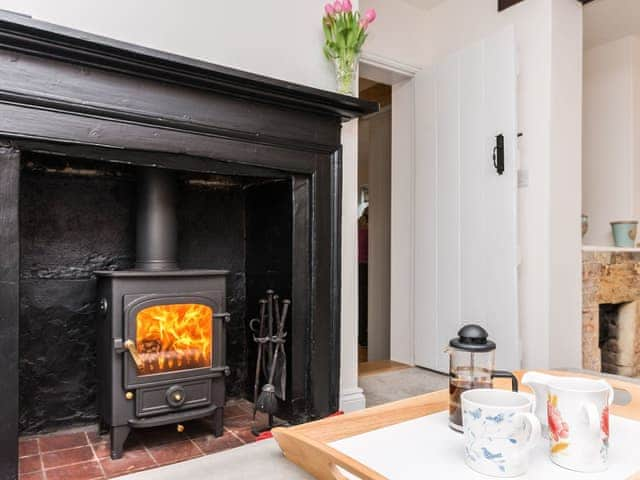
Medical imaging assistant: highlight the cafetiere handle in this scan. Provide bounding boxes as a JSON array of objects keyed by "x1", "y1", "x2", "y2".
[{"x1": 491, "y1": 370, "x2": 519, "y2": 392}]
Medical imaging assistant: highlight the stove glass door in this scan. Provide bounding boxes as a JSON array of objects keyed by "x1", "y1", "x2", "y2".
[{"x1": 133, "y1": 303, "x2": 213, "y2": 375}]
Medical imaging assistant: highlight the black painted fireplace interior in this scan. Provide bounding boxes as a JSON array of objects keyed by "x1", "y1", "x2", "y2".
[{"x1": 18, "y1": 152, "x2": 292, "y2": 434}]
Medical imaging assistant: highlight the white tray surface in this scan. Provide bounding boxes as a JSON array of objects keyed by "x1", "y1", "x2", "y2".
[{"x1": 330, "y1": 411, "x2": 640, "y2": 479}]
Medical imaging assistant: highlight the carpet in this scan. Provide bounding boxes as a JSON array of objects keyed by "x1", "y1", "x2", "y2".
[{"x1": 359, "y1": 367, "x2": 449, "y2": 407}]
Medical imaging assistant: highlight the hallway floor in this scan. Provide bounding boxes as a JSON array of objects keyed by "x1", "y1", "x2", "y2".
[{"x1": 359, "y1": 366, "x2": 449, "y2": 407}]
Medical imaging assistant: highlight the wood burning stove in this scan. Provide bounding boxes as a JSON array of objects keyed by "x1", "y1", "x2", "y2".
[{"x1": 96, "y1": 167, "x2": 230, "y2": 459}]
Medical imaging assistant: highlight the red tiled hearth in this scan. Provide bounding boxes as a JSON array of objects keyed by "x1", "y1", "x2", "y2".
[
  {"x1": 45, "y1": 461, "x2": 104, "y2": 480},
  {"x1": 18, "y1": 455, "x2": 41, "y2": 475},
  {"x1": 39, "y1": 432, "x2": 88, "y2": 453},
  {"x1": 19, "y1": 473, "x2": 45, "y2": 480},
  {"x1": 19, "y1": 439, "x2": 39, "y2": 458},
  {"x1": 99, "y1": 449, "x2": 155, "y2": 478},
  {"x1": 18, "y1": 400, "x2": 263, "y2": 479},
  {"x1": 146, "y1": 440, "x2": 203, "y2": 466}
]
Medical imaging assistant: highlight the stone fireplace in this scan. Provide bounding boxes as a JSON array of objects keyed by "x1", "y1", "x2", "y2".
[
  {"x1": 582, "y1": 249, "x2": 640, "y2": 376},
  {"x1": 599, "y1": 301, "x2": 640, "y2": 376},
  {"x1": 0, "y1": 11, "x2": 377, "y2": 479}
]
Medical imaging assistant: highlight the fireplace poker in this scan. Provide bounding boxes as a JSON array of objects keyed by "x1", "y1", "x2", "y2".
[
  {"x1": 273, "y1": 294, "x2": 282, "y2": 400},
  {"x1": 274, "y1": 299, "x2": 290, "y2": 400},
  {"x1": 266, "y1": 289, "x2": 275, "y2": 372}
]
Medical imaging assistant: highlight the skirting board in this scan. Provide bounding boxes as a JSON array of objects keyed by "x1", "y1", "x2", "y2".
[{"x1": 340, "y1": 387, "x2": 366, "y2": 413}]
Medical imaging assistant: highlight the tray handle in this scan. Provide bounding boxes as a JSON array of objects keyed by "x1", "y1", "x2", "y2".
[
  {"x1": 273, "y1": 427, "x2": 386, "y2": 480},
  {"x1": 328, "y1": 464, "x2": 349, "y2": 480}
]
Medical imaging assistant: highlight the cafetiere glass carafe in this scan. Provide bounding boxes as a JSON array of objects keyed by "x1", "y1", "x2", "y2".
[{"x1": 447, "y1": 324, "x2": 518, "y2": 432}]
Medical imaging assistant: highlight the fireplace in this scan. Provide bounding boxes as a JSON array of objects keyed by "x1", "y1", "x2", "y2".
[
  {"x1": 96, "y1": 167, "x2": 232, "y2": 458},
  {"x1": 599, "y1": 302, "x2": 640, "y2": 377},
  {"x1": 0, "y1": 11, "x2": 377, "y2": 479},
  {"x1": 582, "y1": 249, "x2": 640, "y2": 375}
]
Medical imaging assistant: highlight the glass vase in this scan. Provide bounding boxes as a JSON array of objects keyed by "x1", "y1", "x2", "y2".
[{"x1": 334, "y1": 53, "x2": 358, "y2": 96}]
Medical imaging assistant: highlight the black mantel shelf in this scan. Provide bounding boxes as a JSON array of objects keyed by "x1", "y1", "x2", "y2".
[{"x1": 0, "y1": 10, "x2": 378, "y2": 120}]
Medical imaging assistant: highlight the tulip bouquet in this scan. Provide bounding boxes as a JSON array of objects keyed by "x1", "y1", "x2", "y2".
[{"x1": 323, "y1": 0, "x2": 377, "y2": 94}]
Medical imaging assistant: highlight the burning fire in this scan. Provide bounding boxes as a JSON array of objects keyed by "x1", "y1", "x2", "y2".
[{"x1": 135, "y1": 303, "x2": 213, "y2": 374}]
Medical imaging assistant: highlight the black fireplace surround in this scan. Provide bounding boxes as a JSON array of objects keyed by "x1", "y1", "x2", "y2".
[{"x1": 0, "y1": 11, "x2": 376, "y2": 479}]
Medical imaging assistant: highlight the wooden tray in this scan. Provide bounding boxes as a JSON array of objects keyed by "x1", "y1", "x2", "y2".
[{"x1": 273, "y1": 371, "x2": 640, "y2": 480}]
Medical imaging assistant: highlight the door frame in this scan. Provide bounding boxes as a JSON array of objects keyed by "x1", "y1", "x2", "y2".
[
  {"x1": 359, "y1": 53, "x2": 419, "y2": 367},
  {"x1": 340, "y1": 52, "x2": 419, "y2": 412}
]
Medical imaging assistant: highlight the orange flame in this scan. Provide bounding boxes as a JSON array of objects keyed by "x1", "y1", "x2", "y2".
[{"x1": 135, "y1": 303, "x2": 213, "y2": 374}]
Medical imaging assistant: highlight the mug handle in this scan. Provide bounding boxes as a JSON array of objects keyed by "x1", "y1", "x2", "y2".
[
  {"x1": 514, "y1": 412, "x2": 542, "y2": 452},
  {"x1": 582, "y1": 402, "x2": 601, "y2": 438},
  {"x1": 492, "y1": 370, "x2": 519, "y2": 392}
]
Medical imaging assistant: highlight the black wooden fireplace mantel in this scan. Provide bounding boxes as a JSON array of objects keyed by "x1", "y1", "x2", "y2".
[{"x1": 0, "y1": 10, "x2": 377, "y2": 479}]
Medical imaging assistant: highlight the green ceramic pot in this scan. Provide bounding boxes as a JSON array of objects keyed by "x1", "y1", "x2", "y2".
[{"x1": 611, "y1": 221, "x2": 638, "y2": 248}]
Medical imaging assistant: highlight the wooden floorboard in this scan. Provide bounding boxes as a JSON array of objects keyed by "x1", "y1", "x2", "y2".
[{"x1": 358, "y1": 360, "x2": 410, "y2": 377}]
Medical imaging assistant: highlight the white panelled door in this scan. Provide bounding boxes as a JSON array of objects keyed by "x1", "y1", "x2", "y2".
[{"x1": 414, "y1": 26, "x2": 519, "y2": 372}]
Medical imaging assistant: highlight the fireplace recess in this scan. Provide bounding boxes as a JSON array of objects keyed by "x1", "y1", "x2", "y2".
[{"x1": 96, "y1": 167, "x2": 230, "y2": 459}]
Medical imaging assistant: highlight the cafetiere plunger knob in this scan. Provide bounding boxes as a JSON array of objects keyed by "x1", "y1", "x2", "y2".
[{"x1": 449, "y1": 324, "x2": 496, "y2": 352}]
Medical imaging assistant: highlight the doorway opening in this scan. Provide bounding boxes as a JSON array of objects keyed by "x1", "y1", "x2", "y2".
[
  {"x1": 348, "y1": 57, "x2": 429, "y2": 409},
  {"x1": 357, "y1": 78, "x2": 393, "y2": 374}
]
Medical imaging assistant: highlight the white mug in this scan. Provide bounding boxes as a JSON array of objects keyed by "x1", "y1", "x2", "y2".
[
  {"x1": 546, "y1": 377, "x2": 611, "y2": 473},
  {"x1": 461, "y1": 389, "x2": 541, "y2": 477}
]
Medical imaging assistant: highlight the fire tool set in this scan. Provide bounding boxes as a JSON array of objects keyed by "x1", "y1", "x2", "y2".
[{"x1": 250, "y1": 290, "x2": 290, "y2": 434}]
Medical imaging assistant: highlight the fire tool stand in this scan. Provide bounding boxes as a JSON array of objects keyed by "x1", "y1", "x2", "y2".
[{"x1": 250, "y1": 290, "x2": 290, "y2": 436}]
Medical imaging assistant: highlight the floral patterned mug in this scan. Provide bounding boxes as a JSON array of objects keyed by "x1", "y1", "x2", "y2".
[
  {"x1": 546, "y1": 377, "x2": 612, "y2": 473},
  {"x1": 461, "y1": 389, "x2": 541, "y2": 477}
]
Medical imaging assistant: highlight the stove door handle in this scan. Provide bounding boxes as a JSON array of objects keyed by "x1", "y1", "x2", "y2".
[{"x1": 123, "y1": 339, "x2": 145, "y2": 372}]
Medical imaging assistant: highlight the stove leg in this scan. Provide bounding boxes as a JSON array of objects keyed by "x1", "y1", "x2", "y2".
[
  {"x1": 213, "y1": 407, "x2": 224, "y2": 437},
  {"x1": 110, "y1": 425, "x2": 130, "y2": 460}
]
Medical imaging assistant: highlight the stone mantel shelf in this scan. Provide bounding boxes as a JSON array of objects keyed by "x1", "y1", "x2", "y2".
[{"x1": 583, "y1": 245, "x2": 640, "y2": 253}]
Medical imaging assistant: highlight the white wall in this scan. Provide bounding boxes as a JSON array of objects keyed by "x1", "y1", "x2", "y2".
[
  {"x1": 389, "y1": 79, "x2": 417, "y2": 365},
  {"x1": 423, "y1": 0, "x2": 555, "y2": 369},
  {"x1": 0, "y1": 0, "x2": 336, "y2": 91},
  {"x1": 583, "y1": 36, "x2": 640, "y2": 246},
  {"x1": 340, "y1": 118, "x2": 365, "y2": 412},
  {"x1": 362, "y1": 0, "x2": 583, "y2": 370},
  {"x1": 362, "y1": 0, "x2": 430, "y2": 67},
  {"x1": 548, "y1": 0, "x2": 583, "y2": 369},
  {"x1": 424, "y1": 0, "x2": 582, "y2": 369}
]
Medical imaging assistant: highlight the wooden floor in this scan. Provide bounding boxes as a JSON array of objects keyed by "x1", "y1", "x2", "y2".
[
  {"x1": 358, "y1": 346, "x2": 368, "y2": 363},
  {"x1": 358, "y1": 360, "x2": 410, "y2": 377}
]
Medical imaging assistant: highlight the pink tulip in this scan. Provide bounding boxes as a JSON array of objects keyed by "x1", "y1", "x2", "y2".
[
  {"x1": 364, "y1": 8, "x2": 377, "y2": 23},
  {"x1": 324, "y1": 3, "x2": 335, "y2": 16},
  {"x1": 359, "y1": 18, "x2": 369, "y2": 30},
  {"x1": 342, "y1": 0, "x2": 353, "y2": 12},
  {"x1": 333, "y1": 0, "x2": 343, "y2": 13}
]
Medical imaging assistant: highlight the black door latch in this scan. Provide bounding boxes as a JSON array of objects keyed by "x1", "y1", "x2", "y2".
[{"x1": 493, "y1": 134, "x2": 504, "y2": 176}]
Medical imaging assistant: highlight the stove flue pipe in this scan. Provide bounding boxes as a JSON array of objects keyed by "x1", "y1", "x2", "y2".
[{"x1": 135, "y1": 167, "x2": 179, "y2": 271}]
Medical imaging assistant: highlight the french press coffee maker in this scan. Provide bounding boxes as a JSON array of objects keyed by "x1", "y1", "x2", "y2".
[{"x1": 447, "y1": 324, "x2": 518, "y2": 432}]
